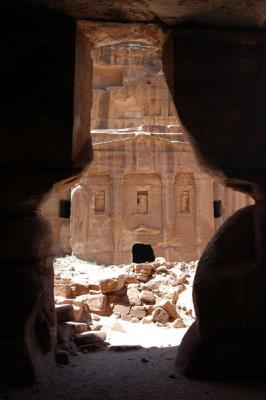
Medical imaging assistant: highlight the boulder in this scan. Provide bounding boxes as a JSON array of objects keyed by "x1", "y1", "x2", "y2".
[
  {"x1": 140, "y1": 290, "x2": 155, "y2": 304},
  {"x1": 125, "y1": 275, "x2": 139, "y2": 284},
  {"x1": 141, "y1": 316, "x2": 153, "y2": 324},
  {"x1": 130, "y1": 306, "x2": 146, "y2": 319},
  {"x1": 171, "y1": 289, "x2": 180, "y2": 304},
  {"x1": 55, "y1": 296, "x2": 73, "y2": 305},
  {"x1": 54, "y1": 284, "x2": 73, "y2": 298},
  {"x1": 113, "y1": 303, "x2": 131, "y2": 315},
  {"x1": 155, "y1": 266, "x2": 169, "y2": 274},
  {"x1": 79, "y1": 294, "x2": 107, "y2": 315},
  {"x1": 121, "y1": 314, "x2": 131, "y2": 322},
  {"x1": 99, "y1": 274, "x2": 126, "y2": 294},
  {"x1": 91, "y1": 324, "x2": 103, "y2": 331},
  {"x1": 172, "y1": 318, "x2": 186, "y2": 328},
  {"x1": 75, "y1": 331, "x2": 106, "y2": 345},
  {"x1": 146, "y1": 305, "x2": 156, "y2": 315},
  {"x1": 57, "y1": 322, "x2": 75, "y2": 351},
  {"x1": 127, "y1": 287, "x2": 141, "y2": 305},
  {"x1": 65, "y1": 322, "x2": 90, "y2": 334},
  {"x1": 158, "y1": 300, "x2": 178, "y2": 320},
  {"x1": 73, "y1": 304, "x2": 85, "y2": 322},
  {"x1": 170, "y1": 274, "x2": 188, "y2": 286},
  {"x1": 56, "y1": 304, "x2": 75, "y2": 322},
  {"x1": 134, "y1": 263, "x2": 152, "y2": 276},
  {"x1": 152, "y1": 307, "x2": 169, "y2": 324},
  {"x1": 71, "y1": 282, "x2": 90, "y2": 296}
]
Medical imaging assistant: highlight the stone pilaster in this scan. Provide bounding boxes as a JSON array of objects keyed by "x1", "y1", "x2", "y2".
[
  {"x1": 111, "y1": 174, "x2": 123, "y2": 264},
  {"x1": 195, "y1": 175, "x2": 214, "y2": 257},
  {"x1": 162, "y1": 175, "x2": 175, "y2": 260}
]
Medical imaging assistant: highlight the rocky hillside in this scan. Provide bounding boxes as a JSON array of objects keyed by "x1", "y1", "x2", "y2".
[{"x1": 54, "y1": 256, "x2": 197, "y2": 359}]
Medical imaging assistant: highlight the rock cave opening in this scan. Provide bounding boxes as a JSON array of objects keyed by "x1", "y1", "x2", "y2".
[
  {"x1": 40, "y1": 22, "x2": 255, "y2": 361},
  {"x1": 3, "y1": 3, "x2": 266, "y2": 394},
  {"x1": 43, "y1": 27, "x2": 204, "y2": 356},
  {"x1": 132, "y1": 243, "x2": 155, "y2": 263}
]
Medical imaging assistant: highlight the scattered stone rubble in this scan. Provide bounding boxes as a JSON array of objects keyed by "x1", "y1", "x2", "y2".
[{"x1": 54, "y1": 256, "x2": 197, "y2": 358}]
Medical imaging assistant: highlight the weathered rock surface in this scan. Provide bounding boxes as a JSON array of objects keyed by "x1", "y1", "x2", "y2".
[
  {"x1": 130, "y1": 306, "x2": 147, "y2": 319},
  {"x1": 54, "y1": 284, "x2": 72, "y2": 298},
  {"x1": 158, "y1": 300, "x2": 178, "y2": 320},
  {"x1": 56, "y1": 304, "x2": 75, "y2": 323},
  {"x1": 30, "y1": 2, "x2": 266, "y2": 29},
  {"x1": 176, "y1": 205, "x2": 266, "y2": 378},
  {"x1": 152, "y1": 307, "x2": 169, "y2": 324},
  {"x1": 99, "y1": 274, "x2": 126, "y2": 294},
  {"x1": 76, "y1": 294, "x2": 107, "y2": 315},
  {"x1": 74, "y1": 331, "x2": 106, "y2": 345},
  {"x1": 54, "y1": 256, "x2": 197, "y2": 329},
  {"x1": 140, "y1": 290, "x2": 155, "y2": 304}
]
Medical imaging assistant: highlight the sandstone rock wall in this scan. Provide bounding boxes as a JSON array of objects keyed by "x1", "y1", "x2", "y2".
[
  {"x1": 91, "y1": 43, "x2": 177, "y2": 130},
  {"x1": 42, "y1": 133, "x2": 253, "y2": 264}
]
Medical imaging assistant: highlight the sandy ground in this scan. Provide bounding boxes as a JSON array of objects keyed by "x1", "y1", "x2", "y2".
[
  {"x1": 1, "y1": 324, "x2": 266, "y2": 400},
  {"x1": 1, "y1": 348, "x2": 265, "y2": 400},
  {"x1": 101, "y1": 317, "x2": 188, "y2": 347},
  {"x1": 2, "y1": 258, "x2": 265, "y2": 399}
]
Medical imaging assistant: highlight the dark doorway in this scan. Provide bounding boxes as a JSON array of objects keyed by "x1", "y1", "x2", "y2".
[{"x1": 132, "y1": 243, "x2": 155, "y2": 263}]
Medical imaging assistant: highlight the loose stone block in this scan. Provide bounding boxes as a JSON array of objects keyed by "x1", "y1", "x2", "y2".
[
  {"x1": 56, "y1": 304, "x2": 75, "y2": 322},
  {"x1": 77, "y1": 294, "x2": 107, "y2": 315},
  {"x1": 127, "y1": 287, "x2": 141, "y2": 305},
  {"x1": 71, "y1": 282, "x2": 90, "y2": 296},
  {"x1": 74, "y1": 331, "x2": 106, "y2": 345},
  {"x1": 140, "y1": 290, "x2": 155, "y2": 304},
  {"x1": 113, "y1": 303, "x2": 131, "y2": 315},
  {"x1": 54, "y1": 284, "x2": 73, "y2": 298},
  {"x1": 158, "y1": 300, "x2": 178, "y2": 320},
  {"x1": 99, "y1": 274, "x2": 126, "y2": 294},
  {"x1": 152, "y1": 307, "x2": 169, "y2": 324},
  {"x1": 121, "y1": 314, "x2": 132, "y2": 322},
  {"x1": 65, "y1": 322, "x2": 90, "y2": 334},
  {"x1": 130, "y1": 306, "x2": 146, "y2": 319}
]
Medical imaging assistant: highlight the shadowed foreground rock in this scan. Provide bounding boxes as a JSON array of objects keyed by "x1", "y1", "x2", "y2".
[
  {"x1": 176, "y1": 203, "x2": 266, "y2": 378},
  {"x1": 0, "y1": 214, "x2": 56, "y2": 384}
]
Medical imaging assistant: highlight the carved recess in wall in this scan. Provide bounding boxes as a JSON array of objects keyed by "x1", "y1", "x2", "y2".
[
  {"x1": 175, "y1": 173, "x2": 195, "y2": 215},
  {"x1": 122, "y1": 173, "x2": 162, "y2": 232},
  {"x1": 174, "y1": 173, "x2": 196, "y2": 243},
  {"x1": 95, "y1": 189, "x2": 105, "y2": 213},
  {"x1": 137, "y1": 191, "x2": 148, "y2": 214}
]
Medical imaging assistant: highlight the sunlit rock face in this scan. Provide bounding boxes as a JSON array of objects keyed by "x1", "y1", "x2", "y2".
[
  {"x1": 91, "y1": 42, "x2": 177, "y2": 130},
  {"x1": 42, "y1": 130, "x2": 253, "y2": 265},
  {"x1": 41, "y1": 26, "x2": 254, "y2": 265}
]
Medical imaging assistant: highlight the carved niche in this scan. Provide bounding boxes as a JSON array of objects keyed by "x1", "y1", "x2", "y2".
[
  {"x1": 137, "y1": 191, "x2": 148, "y2": 214},
  {"x1": 175, "y1": 173, "x2": 195, "y2": 216},
  {"x1": 95, "y1": 190, "x2": 105, "y2": 213},
  {"x1": 179, "y1": 190, "x2": 190, "y2": 213}
]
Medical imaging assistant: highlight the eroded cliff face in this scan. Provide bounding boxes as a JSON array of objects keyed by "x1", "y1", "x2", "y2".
[{"x1": 91, "y1": 42, "x2": 178, "y2": 130}]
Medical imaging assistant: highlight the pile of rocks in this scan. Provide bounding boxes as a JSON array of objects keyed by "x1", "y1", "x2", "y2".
[{"x1": 54, "y1": 256, "x2": 197, "y2": 357}]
